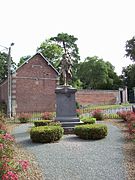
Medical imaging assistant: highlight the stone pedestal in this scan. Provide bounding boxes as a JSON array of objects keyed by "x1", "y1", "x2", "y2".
[{"x1": 55, "y1": 86, "x2": 82, "y2": 133}]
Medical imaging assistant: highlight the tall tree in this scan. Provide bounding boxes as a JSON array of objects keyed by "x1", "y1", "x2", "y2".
[
  {"x1": 77, "y1": 56, "x2": 122, "y2": 89},
  {"x1": 125, "y1": 36, "x2": 135, "y2": 61},
  {"x1": 37, "y1": 33, "x2": 80, "y2": 85},
  {"x1": 38, "y1": 33, "x2": 80, "y2": 67},
  {"x1": 103, "y1": 61, "x2": 122, "y2": 89},
  {"x1": 0, "y1": 52, "x2": 16, "y2": 82},
  {"x1": 50, "y1": 33, "x2": 80, "y2": 85},
  {"x1": 50, "y1": 33, "x2": 80, "y2": 64}
]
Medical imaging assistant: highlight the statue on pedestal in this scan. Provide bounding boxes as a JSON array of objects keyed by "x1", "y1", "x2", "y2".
[{"x1": 55, "y1": 49, "x2": 81, "y2": 134}]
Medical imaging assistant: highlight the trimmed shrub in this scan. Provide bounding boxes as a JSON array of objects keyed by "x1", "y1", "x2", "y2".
[
  {"x1": 81, "y1": 117, "x2": 96, "y2": 124},
  {"x1": 30, "y1": 126, "x2": 64, "y2": 143},
  {"x1": 92, "y1": 109, "x2": 104, "y2": 120},
  {"x1": 33, "y1": 120, "x2": 61, "y2": 127},
  {"x1": 74, "y1": 124, "x2": 108, "y2": 140}
]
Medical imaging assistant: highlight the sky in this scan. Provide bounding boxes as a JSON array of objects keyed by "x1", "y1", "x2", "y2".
[{"x1": 0, "y1": 0, "x2": 135, "y2": 75}]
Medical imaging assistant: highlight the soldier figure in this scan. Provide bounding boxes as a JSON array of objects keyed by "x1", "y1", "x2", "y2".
[{"x1": 60, "y1": 53, "x2": 72, "y2": 85}]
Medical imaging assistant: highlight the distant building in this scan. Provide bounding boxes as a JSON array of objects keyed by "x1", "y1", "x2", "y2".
[{"x1": 0, "y1": 53, "x2": 59, "y2": 115}]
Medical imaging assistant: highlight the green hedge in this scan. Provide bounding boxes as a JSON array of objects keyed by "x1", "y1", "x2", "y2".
[
  {"x1": 81, "y1": 117, "x2": 96, "y2": 124},
  {"x1": 74, "y1": 124, "x2": 108, "y2": 140},
  {"x1": 33, "y1": 120, "x2": 61, "y2": 127},
  {"x1": 30, "y1": 126, "x2": 64, "y2": 143}
]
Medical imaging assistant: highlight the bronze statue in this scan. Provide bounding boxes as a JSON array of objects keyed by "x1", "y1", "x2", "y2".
[{"x1": 60, "y1": 52, "x2": 72, "y2": 85}]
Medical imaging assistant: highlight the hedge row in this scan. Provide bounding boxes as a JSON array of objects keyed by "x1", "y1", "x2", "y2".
[
  {"x1": 81, "y1": 117, "x2": 96, "y2": 124},
  {"x1": 33, "y1": 120, "x2": 61, "y2": 127}
]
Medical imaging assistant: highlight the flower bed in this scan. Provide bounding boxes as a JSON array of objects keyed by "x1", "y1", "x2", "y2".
[
  {"x1": 0, "y1": 113, "x2": 30, "y2": 179},
  {"x1": 17, "y1": 113, "x2": 31, "y2": 123},
  {"x1": 117, "y1": 111, "x2": 135, "y2": 136},
  {"x1": 92, "y1": 109, "x2": 104, "y2": 120},
  {"x1": 41, "y1": 112, "x2": 54, "y2": 120}
]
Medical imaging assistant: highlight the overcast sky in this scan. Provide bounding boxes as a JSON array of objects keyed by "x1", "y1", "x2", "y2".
[{"x1": 0, "y1": 0, "x2": 135, "y2": 75}]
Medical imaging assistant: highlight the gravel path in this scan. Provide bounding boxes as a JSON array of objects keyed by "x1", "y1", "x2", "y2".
[{"x1": 12, "y1": 123, "x2": 126, "y2": 180}]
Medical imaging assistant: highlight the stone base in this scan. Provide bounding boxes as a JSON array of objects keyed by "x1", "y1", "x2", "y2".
[
  {"x1": 55, "y1": 85, "x2": 82, "y2": 134},
  {"x1": 63, "y1": 121, "x2": 84, "y2": 134},
  {"x1": 64, "y1": 127, "x2": 74, "y2": 134},
  {"x1": 55, "y1": 116, "x2": 80, "y2": 122},
  {"x1": 57, "y1": 120, "x2": 83, "y2": 134}
]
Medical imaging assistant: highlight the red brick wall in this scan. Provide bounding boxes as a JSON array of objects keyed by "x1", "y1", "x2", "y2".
[
  {"x1": 76, "y1": 90, "x2": 119, "y2": 105},
  {"x1": 14, "y1": 53, "x2": 58, "y2": 113}
]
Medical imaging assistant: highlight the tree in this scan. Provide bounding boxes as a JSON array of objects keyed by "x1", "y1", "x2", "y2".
[
  {"x1": 121, "y1": 64, "x2": 135, "y2": 90},
  {"x1": 50, "y1": 33, "x2": 80, "y2": 65},
  {"x1": 103, "y1": 61, "x2": 122, "y2": 89},
  {"x1": 37, "y1": 39, "x2": 63, "y2": 68},
  {"x1": 125, "y1": 36, "x2": 135, "y2": 61},
  {"x1": 38, "y1": 33, "x2": 80, "y2": 85},
  {"x1": 0, "y1": 52, "x2": 16, "y2": 82},
  {"x1": 77, "y1": 56, "x2": 122, "y2": 89},
  {"x1": 17, "y1": 55, "x2": 31, "y2": 67}
]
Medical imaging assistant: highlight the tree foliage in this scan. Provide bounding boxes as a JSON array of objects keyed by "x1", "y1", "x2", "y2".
[
  {"x1": 121, "y1": 64, "x2": 135, "y2": 90},
  {"x1": 0, "y1": 52, "x2": 16, "y2": 82},
  {"x1": 37, "y1": 39, "x2": 63, "y2": 68},
  {"x1": 77, "y1": 56, "x2": 122, "y2": 89},
  {"x1": 38, "y1": 33, "x2": 80, "y2": 68},
  {"x1": 37, "y1": 33, "x2": 80, "y2": 86},
  {"x1": 125, "y1": 36, "x2": 135, "y2": 61},
  {"x1": 17, "y1": 55, "x2": 31, "y2": 67},
  {"x1": 50, "y1": 33, "x2": 80, "y2": 64}
]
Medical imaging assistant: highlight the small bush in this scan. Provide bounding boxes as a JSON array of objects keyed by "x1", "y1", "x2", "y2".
[
  {"x1": 81, "y1": 117, "x2": 96, "y2": 124},
  {"x1": 117, "y1": 111, "x2": 128, "y2": 121},
  {"x1": 74, "y1": 124, "x2": 108, "y2": 140},
  {"x1": 41, "y1": 112, "x2": 54, "y2": 120},
  {"x1": 0, "y1": 112, "x2": 6, "y2": 124},
  {"x1": 30, "y1": 126, "x2": 64, "y2": 143},
  {"x1": 76, "y1": 109, "x2": 81, "y2": 117},
  {"x1": 33, "y1": 120, "x2": 61, "y2": 127},
  {"x1": 92, "y1": 109, "x2": 104, "y2": 120},
  {"x1": 17, "y1": 113, "x2": 31, "y2": 123},
  {"x1": 0, "y1": 101, "x2": 7, "y2": 114},
  {"x1": 76, "y1": 101, "x2": 80, "y2": 109},
  {"x1": 104, "y1": 113, "x2": 120, "y2": 119}
]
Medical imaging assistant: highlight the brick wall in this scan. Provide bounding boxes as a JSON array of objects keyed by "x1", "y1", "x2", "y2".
[
  {"x1": 14, "y1": 53, "x2": 58, "y2": 113},
  {"x1": 0, "y1": 53, "x2": 58, "y2": 114},
  {"x1": 76, "y1": 90, "x2": 119, "y2": 105}
]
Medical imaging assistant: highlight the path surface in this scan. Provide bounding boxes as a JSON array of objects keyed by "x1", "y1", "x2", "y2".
[{"x1": 12, "y1": 123, "x2": 126, "y2": 180}]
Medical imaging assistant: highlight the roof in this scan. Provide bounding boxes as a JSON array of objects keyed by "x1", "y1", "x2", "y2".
[{"x1": 15, "y1": 52, "x2": 59, "y2": 75}]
